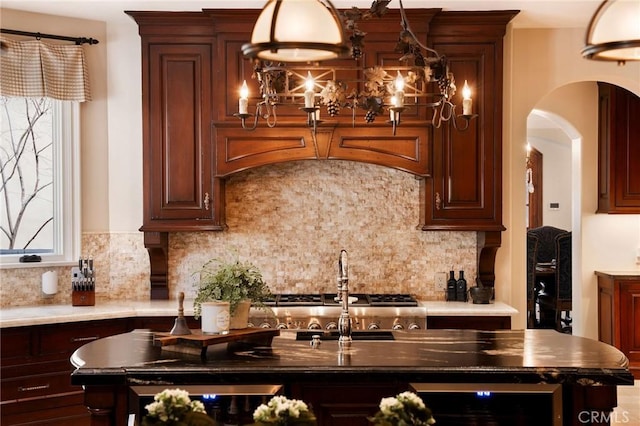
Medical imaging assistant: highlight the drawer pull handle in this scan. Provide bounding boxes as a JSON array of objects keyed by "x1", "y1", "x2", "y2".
[
  {"x1": 71, "y1": 336, "x2": 99, "y2": 343},
  {"x1": 19, "y1": 383, "x2": 50, "y2": 392}
]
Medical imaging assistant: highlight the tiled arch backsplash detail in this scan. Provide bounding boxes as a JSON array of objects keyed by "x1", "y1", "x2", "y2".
[{"x1": 171, "y1": 161, "x2": 477, "y2": 300}]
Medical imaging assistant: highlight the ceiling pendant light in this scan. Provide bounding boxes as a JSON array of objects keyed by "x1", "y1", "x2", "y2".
[
  {"x1": 582, "y1": 0, "x2": 640, "y2": 65},
  {"x1": 242, "y1": 0, "x2": 349, "y2": 63}
]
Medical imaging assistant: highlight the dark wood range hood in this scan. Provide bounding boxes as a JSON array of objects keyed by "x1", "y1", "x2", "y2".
[{"x1": 127, "y1": 8, "x2": 517, "y2": 299}]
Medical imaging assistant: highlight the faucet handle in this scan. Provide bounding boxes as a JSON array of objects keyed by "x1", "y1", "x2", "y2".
[{"x1": 339, "y1": 249, "x2": 348, "y2": 280}]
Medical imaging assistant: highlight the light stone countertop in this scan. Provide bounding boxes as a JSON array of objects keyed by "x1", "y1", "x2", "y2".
[
  {"x1": 1, "y1": 299, "x2": 517, "y2": 328},
  {"x1": 421, "y1": 301, "x2": 518, "y2": 316}
]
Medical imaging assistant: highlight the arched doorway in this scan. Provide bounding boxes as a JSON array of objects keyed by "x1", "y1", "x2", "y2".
[{"x1": 526, "y1": 108, "x2": 582, "y2": 333}]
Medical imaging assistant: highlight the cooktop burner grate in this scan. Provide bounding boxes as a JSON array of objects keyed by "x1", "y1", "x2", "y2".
[
  {"x1": 368, "y1": 293, "x2": 419, "y2": 306},
  {"x1": 266, "y1": 293, "x2": 418, "y2": 307},
  {"x1": 274, "y1": 294, "x2": 323, "y2": 306}
]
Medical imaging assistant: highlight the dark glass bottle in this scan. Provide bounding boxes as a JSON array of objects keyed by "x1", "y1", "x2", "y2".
[
  {"x1": 446, "y1": 270, "x2": 457, "y2": 301},
  {"x1": 456, "y1": 271, "x2": 468, "y2": 302}
]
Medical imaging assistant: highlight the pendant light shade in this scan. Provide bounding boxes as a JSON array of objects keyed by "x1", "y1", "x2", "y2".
[
  {"x1": 241, "y1": 0, "x2": 349, "y2": 62},
  {"x1": 582, "y1": 0, "x2": 640, "y2": 64}
]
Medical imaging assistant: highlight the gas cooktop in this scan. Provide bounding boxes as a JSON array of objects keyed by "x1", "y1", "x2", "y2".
[{"x1": 264, "y1": 293, "x2": 419, "y2": 307}]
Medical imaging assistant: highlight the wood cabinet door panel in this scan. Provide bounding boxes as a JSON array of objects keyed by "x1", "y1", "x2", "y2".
[
  {"x1": 215, "y1": 126, "x2": 317, "y2": 176},
  {"x1": 0, "y1": 327, "x2": 33, "y2": 360},
  {"x1": 146, "y1": 43, "x2": 214, "y2": 222},
  {"x1": 330, "y1": 126, "x2": 430, "y2": 176},
  {"x1": 217, "y1": 35, "x2": 255, "y2": 122},
  {"x1": 292, "y1": 382, "x2": 400, "y2": 426},
  {"x1": 620, "y1": 282, "x2": 640, "y2": 363},
  {"x1": 598, "y1": 83, "x2": 640, "y2": 213},
  {"x1": 598, "y1": 279, "x2": 615, "y2": 346},
  {"x1": 39, "y1": 320, "x2": 128, "y2": 355},
  {"x1": 427, "y1": 316, "x2": 511, "y2": 330},
  {"x1": 1, "y1": 370, "x2": 78, "y2": 401},
  {"x1": 422, "y1": 41, "x2": 503, "y2": 230},
  {"x1": 613, "y1": 88, "x2": 640, "y2": 209},
  {"x1": 1, "y1": 393, "x2": 89, "y2": 425}
]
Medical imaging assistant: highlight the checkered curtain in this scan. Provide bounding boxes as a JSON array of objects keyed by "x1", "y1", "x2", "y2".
[{"x1": 0, "y1": 36, "x2": 91, "y2": 102}]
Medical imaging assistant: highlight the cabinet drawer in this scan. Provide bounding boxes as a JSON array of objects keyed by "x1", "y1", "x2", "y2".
[
  {"x1": 427, "y1": 316, "x2": 511, "y2": 330},
  {"x1": 39, "y1": 320, "x2": 128, "y2": 355},
  {"x1": 1, "y1": 392, "x2": 89, "y2": 426},
  {"x1": 0, "y1": 328, "x2": 33, "y2": 360},
  {"x1": 2, "y1": 359, "x2": 71, "y2": 381},
  {"x1": 1, "y1": 370, "x2": 78, "y2": 401}
]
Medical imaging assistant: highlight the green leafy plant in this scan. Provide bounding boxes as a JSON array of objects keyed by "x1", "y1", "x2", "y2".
[{"x1": 193, "y1": 255, "x2": 272, "y2": 319}]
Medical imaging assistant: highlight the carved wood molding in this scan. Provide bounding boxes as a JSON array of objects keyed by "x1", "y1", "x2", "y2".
[
  {"x1": 477, "y1": 231, "x2": 502, "y2": 289},
  {"x1": 143, "y1": 231, "x2": 169, "y2": 300}
]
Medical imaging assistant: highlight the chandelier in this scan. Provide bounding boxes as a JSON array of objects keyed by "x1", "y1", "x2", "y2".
[
  {"x1": 235, "y1": 0, "x2": 477, "y2": 136},
  {"x1": 582, "y1": 0, "x2": 640, "y2": 65}
]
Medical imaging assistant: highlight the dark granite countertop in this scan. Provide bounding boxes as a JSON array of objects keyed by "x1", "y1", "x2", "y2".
[{"x1": 71, "y1": 329, "x2": 634, "y2": 388}]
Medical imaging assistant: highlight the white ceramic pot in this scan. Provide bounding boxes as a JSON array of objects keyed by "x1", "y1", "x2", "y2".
[
  {"x1": 229, "y1": 300, "x2": 251, "y2": 329},
  {"x1": 201, "y1": 301, "x2": 230, "y2": 334}
]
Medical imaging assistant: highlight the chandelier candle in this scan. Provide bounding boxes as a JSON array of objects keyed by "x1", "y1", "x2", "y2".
[
  {"x1": 394, "y1": 72, "x2": 405, "y2": 108},
  {"x1": 390, "y1": 96, "x2": 397, "y2": 122},
  {"x1": 304, "y1": 72, "x2": 315, "y2": 108},
  {"x1": 462, "y1": 80, "x2": 472, "y2": 115},
  {"x1": 239, "y1": 80, "x2": 249, "y2": 115}
]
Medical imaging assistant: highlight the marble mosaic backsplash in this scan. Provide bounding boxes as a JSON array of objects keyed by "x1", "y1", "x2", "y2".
[{"x1": 2, "y1": 161, "x2": 477, "y2": 307}]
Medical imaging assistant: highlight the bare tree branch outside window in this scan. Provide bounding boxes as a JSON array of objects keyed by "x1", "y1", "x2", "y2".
[{"x1": 0, "y1": 97, "x2": 54, "y2": 253}]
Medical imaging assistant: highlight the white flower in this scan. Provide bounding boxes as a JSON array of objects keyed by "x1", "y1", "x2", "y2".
[
  {"x1": 253, "y1": 395, "x2": 315, "y2": 424},
  {"x1": 371, "y1": 392, "x2": 435, "y2": 426},
  {"x1": 144, "y1": 387, "x2": 206, "y2": 423},
  {"x1": 379, "y1": 396, "x2": 402, "y2": 415}
]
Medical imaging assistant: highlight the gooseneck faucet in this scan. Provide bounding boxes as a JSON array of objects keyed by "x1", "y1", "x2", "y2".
[{"x1": 337, "y1": 249, "x2": 352, "y2": 348}]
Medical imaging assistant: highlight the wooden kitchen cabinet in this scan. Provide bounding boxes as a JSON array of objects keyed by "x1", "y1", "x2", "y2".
[
  {"x1": 597, "y1": 83, "x2": 640, "y2": 214},
  {"x1": 0, "y1": 319, "x2": 130, "y2": 425},
  {"x1": 596, "y1": 271, "x2": 640, "y2": 379},
  {"x1": 127, "y1": 12, "x2": 223, "y2": 232},
  {"x1": 420, "y1": 12, "x2": 512, "y2": 232},
  {"x1": 427, "y1": 315, "x2": 511, "y2": 330},
  {"x1": 214, "y1": 123, "x2": 431, "y2": 177},
  {"x1": 291, "y1": 382, "x2": 402, "y2": 426},
  {"x1": 128, "y1": 9, "x2": 515, "y2": 298},
  {"x1": 127, "y1": 12, "x2": 225, "y2": 299}
]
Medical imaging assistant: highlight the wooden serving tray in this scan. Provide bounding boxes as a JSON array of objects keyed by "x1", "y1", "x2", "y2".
[{"x1": 154, "y1": 328, "x2": 279, "y2": 359}]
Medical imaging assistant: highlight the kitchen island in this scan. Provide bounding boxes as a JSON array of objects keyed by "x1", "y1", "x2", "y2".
[{"x1": 71, "y1": 328, "x2": 633, "y2": 426}]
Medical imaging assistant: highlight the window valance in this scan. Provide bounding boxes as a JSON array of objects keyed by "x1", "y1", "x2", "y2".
[{"x1": 0, "y1": 36, "x2": 91, "y2": 102}]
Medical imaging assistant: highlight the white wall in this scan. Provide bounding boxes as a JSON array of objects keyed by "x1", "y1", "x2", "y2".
[{"x1": 527, "y1": 129, "x2": 573, "y2": 231}]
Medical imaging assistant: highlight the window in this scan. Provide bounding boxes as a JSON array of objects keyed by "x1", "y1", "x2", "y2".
[{"x1": 0, "y1": 96, "x2": 80, "y2": 266}]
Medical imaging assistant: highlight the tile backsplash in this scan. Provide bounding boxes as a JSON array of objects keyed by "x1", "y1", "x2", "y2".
[{"x1": 1, "y1": 160, "x2": 477, "y2": 307}]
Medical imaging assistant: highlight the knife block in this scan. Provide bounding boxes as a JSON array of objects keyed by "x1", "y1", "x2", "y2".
[{"x1": 72, "y1": 289, "x2": 95, "y2": 306}]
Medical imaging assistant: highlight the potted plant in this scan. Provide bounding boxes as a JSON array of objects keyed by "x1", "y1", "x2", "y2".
[{"x1": 193, "y1": 255, "x2": 272, "y2": 329}]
